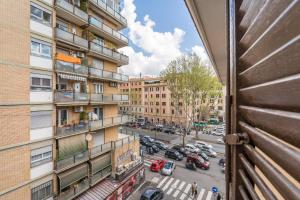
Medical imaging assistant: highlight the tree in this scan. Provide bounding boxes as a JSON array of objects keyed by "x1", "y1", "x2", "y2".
[{"x1": 161, "y1": 54, "x2": 222, "y2": 143}]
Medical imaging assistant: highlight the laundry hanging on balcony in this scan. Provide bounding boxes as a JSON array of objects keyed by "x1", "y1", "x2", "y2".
[
  {"x1": 58, "y1": 73, "x2": 86, "y2": 82},
  {"x1": 56, "y1": 53, "x2": 81, "y2": 64}
]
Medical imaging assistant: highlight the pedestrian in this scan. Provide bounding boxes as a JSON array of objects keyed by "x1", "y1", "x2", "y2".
[
  {"x1": 217, "y1": 192, "x2": 221, "y2": 200},
  {"x1": 191, "y1": 181, "x2": 197, "y2": 197}
]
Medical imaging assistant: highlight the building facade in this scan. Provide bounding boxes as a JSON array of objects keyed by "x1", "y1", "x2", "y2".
[
  {"x1": 0, "y1": 1, "x2": 142, "y2": 200},
  {"x1": 119, "y1": 77, "x2": 225, "y2": 125}
]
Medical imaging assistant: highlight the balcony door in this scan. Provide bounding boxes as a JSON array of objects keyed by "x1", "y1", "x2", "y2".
[
  {"x1": 58, "y1": 109, "x2": 68, "y2": 126},
  {"x1": 94, "y1": 83, "x2": 103, "y2": 94},
  {"x1": 93, "y1": 107, "x2": 103, "y2": 120}
]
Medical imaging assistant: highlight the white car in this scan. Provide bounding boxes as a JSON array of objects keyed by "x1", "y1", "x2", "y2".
[
  {"x1": 185, "y1": 144, "x2": 200, "y2": 153},
  {"x1": 217, "y1": 138, "x2": 224, "y2": 144},
  {"x1": 195, "y1": 141, "x2": 213, "y2": 149},
  {"x1": 161, "y1": 161, "x2": 176, "y2": 176}
]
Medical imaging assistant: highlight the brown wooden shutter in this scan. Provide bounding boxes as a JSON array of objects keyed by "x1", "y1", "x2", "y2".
[{"x1": 228, "y1": 0, "x2": 300, "y2": 199}]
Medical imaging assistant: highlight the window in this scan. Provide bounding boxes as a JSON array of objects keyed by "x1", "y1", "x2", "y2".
[
  {"x1": 163, "y1": 86, "x2": 165, "y2": 91},
  {"x1": 30, "y1": 73, "x2": 51, "y2": 91},
  {"x1": 145, "y1": 108, "x2": 147, "y2": 112},
  {"x1": 156, "y1": 102, "x2": 159, "y2": 106},
  {"x1": 179, "y1": 110, "x2": 182, "y2": 115},
  {"x1": 31, "y1": 146, "x2": 52, "y2": 167},
  {"x1": 31, "y1": 39, "x2": 51, "y2": 58},
  {"x1": 57, "y1": 19, "x2": 68, "y2": 31},
  {"x1": 151, "y1": 108, "x2": 153, "y2": 113},
  {"x1": 163, "y1": 109, "x2": 165, "y2": 114},
  {"x1": 172, "y1": 110, "x2": 174, "y2": 115},
  {"x1": 162, "y1": 102, "x2": 166, "y2": 106},
  {"x1": 162, "y1": 94, "x2": 166, "y2": 98},
  {"x1": 109, "y1": 82, "x2": 118, "y2": 87},
  {"x1": 94, "y1": 83, "x2": 103, "y2": 94},
  {"x1": 156, "y1": 87, "x2": 159, "y2": 91},
  {"x1": 31, "y1": 181, "x2": 52, "y2": 200},
  {"x1": 218, "y1": 99, "x2": 223, "y2": 103},
  {"x1": 145, "y1": 94, "x2": 147, "y2": 98},
  {"x1": 30, "y1": 3, "x2": 51, "y2": 24},
  {"x1": 58, "y1": 109, "x2": 68, "y2": 126},
  {"x1": 31, "y1": 111, "x2": 52, "y2": 130},
  {"x1": 93, "y1": 59, "x2": 104, "y2": 69},
  {"x1": 210, "y1": 106, "x2": 215, "y2": 110},
  {"x1": 218, "y1": 106, "x2": 223, "y2": 110},
  {"x1": 156, "y1": 109, "x2": 159, "y2": 114},
  {"x1": 150, "y1": 94, "x2": 153, "y2": 98},
  {"x1": 156, "y1": 94, "x2": 159, "y2": 98},
  {"x1": 179, "y1": 102, "x2": 183, "y2": 106},
  {"x1": 145, "y1": 102, "x2": 148, "y2": 105},
  {"x1": 171, "y1": 102, "x2": 174, "y2": 106}
]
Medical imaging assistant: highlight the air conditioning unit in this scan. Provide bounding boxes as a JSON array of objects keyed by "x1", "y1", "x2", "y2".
[
  {"x1": 74, "y1": 106, "x2": 83, "y2": 113},
  {"x1": 76, "y1": 52, "x2": 85, "y2": 58}
]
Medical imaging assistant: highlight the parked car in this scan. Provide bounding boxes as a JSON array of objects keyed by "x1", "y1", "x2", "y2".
[
  {"x1": 140, "y1": 137, "x2": 149, "y2": 146},
  {"x1": 185, "y1": 160, "x2": 197, "y2": 171},
  {"x1": 165, "y1": 149, "x2": 183, "y2": 161},
  {"x1": 162, "y1": 127, "x2": 175, "y2": 134},
  {"x1": 199, "y1": 152, "x2": 209, "y2": 161},
  {"x1": 186, "y1": 153, "x2": 209, "y2": 170},
  {"x1": 219, "y1": 158, "x2": 225, "y2": 166},
  {"x1": 201, "y1": 147, "x2": 217, "y2": 157},
  {"x1": 143, "y1": 136, "x2": 155, "y2": 142},
  {"x1": 195, "y1": 141, "x2": 213, "y2": 149},
  {"x1": 150, "y1": 159, "x2": 166, "y2": 172},
  {"x1": 217, "y1": 138, "x2": 224, "y2": 144},
  {"x1": 185, "y1": 144, "x2": 200, "y2": 153},
  {"x1": 153, "y1": 141, "x2": 168, "y2": 150},
  {"x1": 140, "y1": 187, "x2": 164, "y2": 200},
  {"x1": 161, "y1": 161, "x2": 176, "y2": 176},
  {"x1": 171, "y1": 145, "x2": 190, "y2": 157}
]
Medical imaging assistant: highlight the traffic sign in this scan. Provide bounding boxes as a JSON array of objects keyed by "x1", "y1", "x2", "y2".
[{"x1": 212, "y1": 186, "x2": 218, "y2": 193}]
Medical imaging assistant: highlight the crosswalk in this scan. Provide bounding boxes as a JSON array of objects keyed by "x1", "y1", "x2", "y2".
[{"x1": 150, "y1": 176, "x2": 222, "y2": 200}]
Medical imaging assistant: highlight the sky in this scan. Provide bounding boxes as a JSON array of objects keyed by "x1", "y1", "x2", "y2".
[{"x1": 119, "y1": 0, "x2": 210, "y2": 77}]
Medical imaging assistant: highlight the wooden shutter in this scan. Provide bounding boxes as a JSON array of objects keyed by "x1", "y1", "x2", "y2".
[{"x1": 228, "y1": 0, "x2": 300, "y2": 199}]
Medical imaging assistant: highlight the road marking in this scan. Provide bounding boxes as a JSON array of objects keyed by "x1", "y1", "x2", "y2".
[
  {"x1": 157, "y1": 177, "x2": 168, "y2": 188},
  {"x1": 184, "y1": 183, "x2": 191, "y2": 194},
  {"x1": 162, "y1": 177, "x2": 174, "y2": 191},
  {"x1": 151, "y1": 177, "x2": 160, "y2": 184},
  {"x1": 206, "y1": 191, "x2": 213, "y2": 200},
  {"x1": 197, "y1": 189, "x2": 205, "y2": 200},
  {"x1": 173, "y1": 190, "x2": 180, "y2": 198},
  {"x1": 178, "y1": 181, "x2": 186, "y2": 190},
  {"x1": 180, "y1": 193, "x2": 187, "y2": 200},
  {"x1": 172, "y1": 179, "x2": 180, "y2": 188},
  {"x1": 167, "y1": 187, "x2": 174, "y2": 195}
]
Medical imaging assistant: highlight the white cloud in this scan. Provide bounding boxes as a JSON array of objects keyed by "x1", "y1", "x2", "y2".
[
  {"x1": 191, "y1": 45, "x2": 211, "y2": 66},
  {"x1": 119, "y1": 0, "x2": 209, "y2": 77}
]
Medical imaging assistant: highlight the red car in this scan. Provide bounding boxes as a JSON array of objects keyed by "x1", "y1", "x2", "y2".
[
  {"x1": 187, "y1": 153, "x2": 209, "y2": 170},
  {"x1": 150, "y1": 159, "x2": 166, "y2": 172}
]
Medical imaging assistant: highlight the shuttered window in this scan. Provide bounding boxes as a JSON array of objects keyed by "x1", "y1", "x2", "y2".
[
  {"x1": 31, "y1": 181, "x2": 52, "y2": 200},
  {"x1": 228, "y1": 1, "x2": 300, "y2": 200},
  {"x1": 31, "y1": 111, "x2": 52, "y2": 129},
  {"x1": 31, "y1": 145, "x2": 52, "y2": 167}
]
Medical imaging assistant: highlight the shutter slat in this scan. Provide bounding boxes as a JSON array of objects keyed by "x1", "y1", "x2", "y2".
[
  {"x1": 239, "y1": 1, "x2": 300, "y2": 68},
  {"x1": 239, "y1": 35, "x2": 300, "y2": 87},
  {"x1": 239, "y1": 169, "x2": 260, "y2": 200},
  {"x1": 239, "y1": 0, "x2": 252, "y2": 15}
]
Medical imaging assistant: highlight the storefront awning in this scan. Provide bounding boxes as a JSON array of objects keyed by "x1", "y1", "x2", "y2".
[{"x1": 58, "y1": 73, "x2": 86, "y2": 82}]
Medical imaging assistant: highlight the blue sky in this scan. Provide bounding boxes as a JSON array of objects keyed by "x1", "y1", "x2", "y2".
[{"x1": 120, "y1": 0, "x2": 208, "y2": 76}]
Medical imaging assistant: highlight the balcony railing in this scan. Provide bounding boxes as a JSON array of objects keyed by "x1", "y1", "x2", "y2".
[
  {"x1": 90, "y1": 93, "x2": 129, "y2": 103},
  {"x1": 89, "y1": 67, "x2": 129, "y2": 82},
  {"x1": 91, "y1": 165, "x2": 112, "y2": 185},
  {"x1": 58, "y1": 179, "x2": 89, "y2": 200},
  {"x1": 56, "y1": 28, "x2": 88, "y2": 49},
  {"x1": 89, "y1": 16, "x2": 128, "y2": 44},
  {"x1": 90, "y1": 0, "x2": 127, "y2": 26},
  {"x1": 113, "y1": 134, "x2": 139, "y2": 148},
  {"x1": 56, "y1": 150, "x2": 89, "y2": 171},
  {"x1": 56, "y1": 122, "x2": 89, "y2": 138},
  {"x1": 56, "y1": 0, "x2": 88, "y2": 23},
  {"x1": 89, "y1": 42, "x2": 129, "y2": 64},
  {"x1": 90, "y1": 142, "x2": 112, "y2": 158},
  {"x1": 55, "y1": 91, "x2": 89, "y2": 103},
  {"x1": 56, "y1": 60, "x2": 88, "y2": 76}
]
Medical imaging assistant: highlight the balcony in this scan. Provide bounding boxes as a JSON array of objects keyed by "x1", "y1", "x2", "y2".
[
  {"x1": 90, "y1": 94, "x2": 129, "y2": 104},
  {"x1": 89, "y1": 0, "x2": 127, "y2": 29},
  {"x1": 56, "y1": 0, "x2": 88, "y2": 26},
  {"x1": 56, "y1": 151, "x2": 89, "y2": 172},
  {"x1": 113, "y1": 134, "x2": 139, "y2": 149},
  {"x1": 90, "y1": 142, "x2": 112, "y2": 158},
  {"x1": 89, "y1": 115, "x2": 130, "y2": 131},
  {"x1": 58, "y1": 178, "x2": 89, "y2": 200},
  {"x1": 55, "y1": 91, "x2": 89, "y2": 105},
  {"x1": 55, "y1": 28, "x2": 88, "y2": 51},
  {"x1": 56, "y1": 122, "x2": 89, "y2": 138},
  {"x1": 55, "y1": 60, "x2": 88, "y2": 76},
  {"x1": 88, "y1": 16, "x2": 128, "y2": 48},
  {"x1": 89, "y1": 67, "x2": 129, "y2": 82},
  {"x1": 89, "y1": 42, "x2": 129, "y2": 66},
  {"x1": 90, "y1": 165, "x2": 112, "y2": 186}
]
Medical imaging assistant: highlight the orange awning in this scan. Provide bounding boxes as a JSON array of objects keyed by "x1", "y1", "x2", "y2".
[{"x1": 56, "y1": 53, "x2": 81, "y2": 64}]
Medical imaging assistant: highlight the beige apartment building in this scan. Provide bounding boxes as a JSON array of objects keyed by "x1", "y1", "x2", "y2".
[
  {"x1": 119, "y1": 77, "x2": 225, "y2": 125},
  {"x1": 0, "y1": 1, "x2": 143, "y2": 200}
]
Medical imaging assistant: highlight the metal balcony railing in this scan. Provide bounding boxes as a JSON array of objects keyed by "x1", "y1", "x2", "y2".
[
  {"x1": 56, "y1": 150, "x2": 89, "y2": 171},
  {"x1": 89, "y1": 115, "x2": 128, "y2": 130},
  {"x1": 56, "y1": 122, "x2": 89, "y2": 138},
  {"x1": 56, "y1": 0, "x2": 88, "y2": 22},
  {"x1": 89, "y1": 42, "x2": 129, "y2": 64},
  {"x1": 55, "y1": 91, "x2": 89, "y2": 103},
  {"x1": 56, "y1": 60, "x2": 88, "y2": 76},
  {"x1": 89, "y1": 16, "x2": 128, "y2": 44},
  {"x1": 113, "y1": 134, "x2": 139, "y2": 148},
  {"x1": 56, "y1": 28, "x2": 88, "y2": 49},
  {"x1": 90, "y1": 142, "x2": 112, "y2": 158},
  {"x1": 90, "y1": 165, "x2": 112, "y2": 185},
  {"x1": 90, "y1": 94, "x2": 129, "y2": 103},
  {"x1": 58, "y1": 179, "x2": 89, "y2": 200},
  {"x1": 89, "y1": 0, "x2": 127, "y2": 26},
  {"x1": 89, "y1": 67, "x2": 129, "y2": 82}
]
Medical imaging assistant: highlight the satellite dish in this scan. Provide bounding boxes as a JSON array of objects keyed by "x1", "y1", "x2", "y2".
[{"x1": 86, "y1": 134, "x2": 93, "y2": 142}]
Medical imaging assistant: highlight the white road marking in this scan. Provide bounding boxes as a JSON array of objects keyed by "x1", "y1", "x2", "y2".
[
  {"x1": 151, "y1": 177, "x2": 160, "y2": 184},
  {"x1": 157, "y1": 176, "x2": 168, "y2": 188},
  {"x1": 167, "y1": 187, "x2": 174, "y2": 195},
  {"x1": 178, "y1": 181, "x2": 186, "y2": 190},
  {"x1": 180, "y1": 193, "x2": 187, "y2": 200},
  {"x1": 162, "y1": 177, "x2": 174, "y2": 191},
  {"x1": 206, "y1": 191, "x2": 213, "y2": 200},
  {"x1": 184, "y1": 184, "x2": 192, "y2": 194},
  {"x1": 197, "y1": 189, "x2": 206, "y2": 200},
  {"x1": 172, "y1": 179, "x2": 180, "y2": 188},
  {"x1": 173, "y1": 190, "x2": 180, "y2": 198}
]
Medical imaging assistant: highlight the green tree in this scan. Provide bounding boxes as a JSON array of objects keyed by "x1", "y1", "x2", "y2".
[{"x1": 161, "y1": 54, "x2": 222, "y2": 143}]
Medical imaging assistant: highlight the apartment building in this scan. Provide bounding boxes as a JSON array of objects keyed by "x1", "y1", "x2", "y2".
[
  {"x1": 0, "y1": 1, "x2": 143, "y2": 200},
  {"x1": 119, "y1": 77, "x2": 225, "y2": 125}
]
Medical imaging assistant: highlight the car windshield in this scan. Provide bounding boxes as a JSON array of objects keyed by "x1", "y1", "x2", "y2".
[
  {"x1": 175, "y1": 151, "x2": 180, "y2": 155},
  {"x1": 164, "y1": 162, "x2": 172, "y2": 169},
  {"x1": 198, "y1": 157, "x2": 205, "y2": 163}
]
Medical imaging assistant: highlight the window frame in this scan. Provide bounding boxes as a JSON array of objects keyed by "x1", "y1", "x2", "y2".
[
  {"x1": 31, "y1": 146, "x2": 52, "y2": 168},
  {"x1": 30, "y1": 38, "x2": 52, "y2": 58},
  {"x1": 30, "y1": 3, "x2": 52, "y2": 25},
  {"x1": 31, "y1": 180, "x2": 52, "y2": 200},
  {"x1": 30, "y1": 73, "x2": 52, "y2": 91}
]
